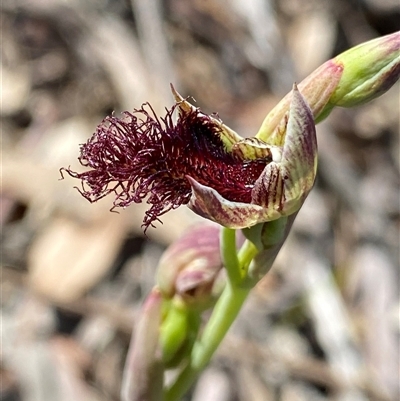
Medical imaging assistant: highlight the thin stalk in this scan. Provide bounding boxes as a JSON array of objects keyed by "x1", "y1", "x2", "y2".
[
  {"x1": 164, "y1": 283, "x2": 249, "y2": 401},
  {"x1": 164, "y1": 233, "x2": 257, "y2": 401},
  {"x1": 220, "y1": 227, "x2": 240, "y2": 284}
]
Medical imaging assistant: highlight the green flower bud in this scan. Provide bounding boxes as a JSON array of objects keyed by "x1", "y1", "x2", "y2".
[
  {"x1": 330, "y1": 31, "x2": 400, "y2": 108},
  {"x1": 257, "y1": 31, "x2": 400, "y2": 144}
]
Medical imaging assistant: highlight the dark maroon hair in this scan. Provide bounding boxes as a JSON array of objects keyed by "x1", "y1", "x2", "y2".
[{"x1": 61, "y1": 104, "x2": 268, "y2": 229}]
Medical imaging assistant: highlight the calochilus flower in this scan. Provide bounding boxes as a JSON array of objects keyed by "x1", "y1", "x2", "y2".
[{"x1": 62, "y1": 84, "x2": 317, "y2": 230}]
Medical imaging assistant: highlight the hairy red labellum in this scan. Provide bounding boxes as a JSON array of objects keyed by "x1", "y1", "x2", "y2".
[{"x1": 62, "y1": 104, "x2": 270, "y2": 229}]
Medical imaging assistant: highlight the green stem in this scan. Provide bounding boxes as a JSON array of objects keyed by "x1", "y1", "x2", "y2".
[
  {"x1": 164, "y1": 232, "x2": 258, "y2": 401},
  {"x1": 220, "y1": 227, "x2": 240, "y2": 284},
  {"x1": 164, "y1": 283, "x2": 249, "y2": 401}
]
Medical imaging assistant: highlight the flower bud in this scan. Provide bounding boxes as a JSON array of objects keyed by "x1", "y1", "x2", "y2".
[
  {"x1": 330, "y1": 31, "x2": 400, "y2": 108},
  {"x1": 257, "y1": 31, "x2": 400, "y2": 144},
  {"x1": 155, "y1": 224, "x2": 227, "y2": 366},
  {"x1": 157, "y1": 224, "x2": 224, "y2": 307}
]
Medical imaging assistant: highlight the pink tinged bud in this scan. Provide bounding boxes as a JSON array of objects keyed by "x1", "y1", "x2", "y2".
[
  {"x1": 189, "y1": 85, "x2": 317, "y2": 228},
  {"x1": 330, "y1": 31, "x2": 400, "y2": 107},
  {"x1": 174, "y1": 261, "x2": 226, "y2": 304},
  {"x1": 157, "y1": 224, "x2": 224, "y2": 306},
  {"x1": 156, "y1": 225, "x2": 227, "y2": 366},
  {"x1": 256, "y1": 32, "x2": 400, "y2": 144},
  {"x1": 121, "y1": 289, "x2": 164, "y2": 401}
]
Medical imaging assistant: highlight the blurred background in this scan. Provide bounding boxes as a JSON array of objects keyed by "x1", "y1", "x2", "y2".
[{"x1": 1, "y1": 0, "x2": 399, "y2": 400}]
